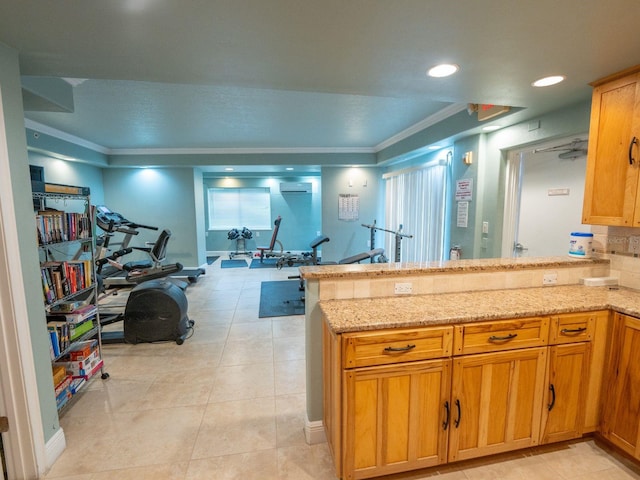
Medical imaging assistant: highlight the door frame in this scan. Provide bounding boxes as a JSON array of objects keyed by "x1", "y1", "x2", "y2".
[
  {"x1": 501, "y1": 134, "x2": 589, "y2": 258},
  {"x1": 501, "y1": 150, "x2": 523, "y2": 258},
  {"x1": 0, "y1": 87, "x2": 45, "y2": 478}
]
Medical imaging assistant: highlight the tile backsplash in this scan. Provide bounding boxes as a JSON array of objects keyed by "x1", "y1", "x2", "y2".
[{"x1": 591, "y1": 225, "x2": 640, "y2": 289}]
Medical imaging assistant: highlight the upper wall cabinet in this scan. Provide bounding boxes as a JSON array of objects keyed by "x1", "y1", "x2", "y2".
[{"x1": 582, "y1": 66, "x2": 640, "y2": 226}]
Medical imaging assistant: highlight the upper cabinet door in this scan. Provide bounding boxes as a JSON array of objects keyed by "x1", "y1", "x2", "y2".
[{"x1": 582, "y1": 68, "x2": 640, "y2": 226}]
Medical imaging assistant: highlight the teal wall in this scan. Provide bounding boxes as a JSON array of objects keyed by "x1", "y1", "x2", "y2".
[
  {"x1": 0, "y1": 42, "x2": 59, "y2": 442},
  {"x1": 28, "y1": 151, "x2": 105, "y2": 205},
  {"x1": 449, "y1": 136, "x2": 480, "y2": 259},
  {"x1": 102, "y1": 167, "x2": 202, "y2": 267},
  {"x1": 320, "y1": 167, "x2": 382, "y2": 262},
  {"x1": 203, "y1": 175, "x2": 322, "y2": 254}
]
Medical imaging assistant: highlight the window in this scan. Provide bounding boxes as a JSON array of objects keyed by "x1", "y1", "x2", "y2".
[{"x1": 208, "y1": 187, "x2": 271, "y2": 230}]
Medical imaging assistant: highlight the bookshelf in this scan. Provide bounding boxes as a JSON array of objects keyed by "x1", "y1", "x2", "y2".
[{"x1": 33, "y1": 189, "x2": 109, "y2": 412}]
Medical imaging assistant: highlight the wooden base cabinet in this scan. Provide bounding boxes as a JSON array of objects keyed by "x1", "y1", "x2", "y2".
[
  {"x1": 323, "y1": 312, "x2": 604, "y2": 479},
  {"x1": 448, "y1": 348, "x2": 547, "y2": 462},
  {"x1": 540, "y1": 343, "x2": 591, "y2": 444},
  {"x1": 343, "y1": 359, "x2": 451, "y2": 479},
  {"x1": 600, "y1": 313, "x2": 640, "y2": 459}
]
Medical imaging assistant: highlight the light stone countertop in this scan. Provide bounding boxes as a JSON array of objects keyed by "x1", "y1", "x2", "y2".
[
  {"x1": 320, "y1": 284, "x2": 640, "y2": 333},
  {"x1": 300, "y1": 256, "x2": 608, "y2": 280}
]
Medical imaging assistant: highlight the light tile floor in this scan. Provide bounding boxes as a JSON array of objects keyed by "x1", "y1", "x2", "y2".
[{"x1": 44, "y1": 260, "x2": 640, "y2": 479}]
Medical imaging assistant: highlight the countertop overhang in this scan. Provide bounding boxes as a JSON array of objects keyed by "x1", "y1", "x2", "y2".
[
  {"x1": 320, "y1": 284, "x2": 640, "y2": 333},
  {"x1": 300, "y1": 256, "x2": 608, "y2": 280}
]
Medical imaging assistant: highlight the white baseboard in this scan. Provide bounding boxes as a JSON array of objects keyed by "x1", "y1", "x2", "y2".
[
  {"x1": 304, "y1": 416, "x2": 326, "y2": 445},
  {"x1": 45, "y1": 427, "x2": 66, "y2": 470}
]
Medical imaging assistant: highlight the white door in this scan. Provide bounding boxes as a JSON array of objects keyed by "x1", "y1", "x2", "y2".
[{"x1": 504, "y1": 136, "x2": 589, "y2": 258}]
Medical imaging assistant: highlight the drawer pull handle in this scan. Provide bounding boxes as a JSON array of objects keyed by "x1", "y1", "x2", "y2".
[
  {"x1": 454, "y1": 399, "x2": 461, "y2": 428},
  {"x1": 630, "y1": 136, "x2": 638, "y2": 165},
  {"x1": 488, "y1": 333, "x2": 518, "y2": 342},
  {"x1": 443, "y1": 401, "x2": 450, "y2": 430},
  {"x1": 384, "y1": 344, "x2": 416, "y2": 353},
  {"x1": 560, "y1": 327, "x2": 587, "y2": 335},
  {"x1": 548, "y1": 384, "x2": 556, "y2": 411}
]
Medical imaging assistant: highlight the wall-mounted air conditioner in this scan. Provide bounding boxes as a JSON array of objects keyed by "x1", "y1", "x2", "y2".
[{"x1": 280, "y1": 182, "x2": 312, "y2": 193}]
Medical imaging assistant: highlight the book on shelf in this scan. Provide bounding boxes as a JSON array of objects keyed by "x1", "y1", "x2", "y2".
[
  {"x1": 47, "y1": 303, "x2": 97, "y2": 325},
  {"x1": 47, "y1": 320, "x2": 69, "y2": 356},
  {"x1": 40, "y1": 260, "x2": 93, "y2": 304},
  {"x1": 69, "y1": 318, "x2": 95, "y2": 341},
  {"x1": 36, "y1": 210, "x2": 91, "y2": 246}
]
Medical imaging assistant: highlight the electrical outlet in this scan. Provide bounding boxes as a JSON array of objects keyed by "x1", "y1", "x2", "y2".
[
  {"x1": 394, "y1": 282, "x2": 413, "y2": 294},
  {"x1": 255, "y1": 231, "x2": 260, "y2": 237},
  {"x1": 482, "y1": 221, "x2": 489, "y2": 234},
  {"x1": 628, "y1": 236, "x2": 640, "y2": 254},
  {"x1": 543, "y1": 273, "x2": 558, "y2": 285}
]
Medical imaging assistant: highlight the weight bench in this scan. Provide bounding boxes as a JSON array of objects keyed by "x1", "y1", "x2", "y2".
[
  {"x1": 256, "y1": 216, "x2": 283, "y2": 262},
  {"x1": 277, "y1": 235, "x2": 386, "y2": 269}
]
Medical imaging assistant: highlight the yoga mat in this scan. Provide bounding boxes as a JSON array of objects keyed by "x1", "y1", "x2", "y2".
[
  {"x1": 259, "y1": 280, "x2": 305, "y2": 318},
  {"x1": 220, "y1": 259, "x2": 248, "y2": 269},
  {"x1": 249, "y1": 258, "x2": 279, "y2": 269},
  {"x1": 206, "y1": 255, "x2": 220, "y2": 265}
]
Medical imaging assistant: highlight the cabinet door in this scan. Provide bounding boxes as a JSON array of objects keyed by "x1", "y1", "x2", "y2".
[
  {"x1": 601, "y1": 313, "x2": 640, "y2": 458},
  {"x1": 343, "y1": 359, "x2": 451, "y2": 480},
  {"x1": 448, "y1": 347, "x2": 546, "y2": 462},
  {"x1": 582, "y1": 71, "x2": 640, "y2": 226},
  {"x1": 540, "y1": 342, "x2": 591, "y2": 444}
]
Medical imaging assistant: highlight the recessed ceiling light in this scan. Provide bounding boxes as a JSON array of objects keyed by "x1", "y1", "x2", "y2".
[
  {"x1": 532, "y1": 75, "x2": 565, "y2": 87},
  {"x1": 482, "y1": 125, "x2": 501, "y2": 131},
  {"x1": 224, "y1": 167, "x2": 234, "y2": 171},
  {"x1": 427, "y1": 64, "x2": 459, "y2": 78},
  {"x1": 285, "y1": 167, "x2": 294, "y2": 171},
  {"x1": 428, "y1": 145, "x2": 443, "y2": 150}
]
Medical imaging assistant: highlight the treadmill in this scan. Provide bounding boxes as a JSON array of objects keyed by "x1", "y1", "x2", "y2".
[{"x1": 95, "y1": 206, "x2": 204, "y2": 288}]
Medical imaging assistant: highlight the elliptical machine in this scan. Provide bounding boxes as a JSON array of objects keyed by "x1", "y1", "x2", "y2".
[{"x1": 95, "y1": 208, "x2": 194, "y2": 345}]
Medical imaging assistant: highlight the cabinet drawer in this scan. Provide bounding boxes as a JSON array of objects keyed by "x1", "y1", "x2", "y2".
[
  {"x1": 549, "y1": 312, "x2": 596, "y2": 345},
  {"x1": 342, "y1": 326, "x2": 453, "y2": 368},
  {"x1": 453, "y1": 317, "x2": 549, "y2": 355}
]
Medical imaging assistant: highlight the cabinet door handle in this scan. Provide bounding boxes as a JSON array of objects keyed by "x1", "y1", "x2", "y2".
[
  {"x1": 383, "y1": 344, "x2": 416, "y2": 352},
  {"x1": 443, "y1": 401, "x2": 450, "y2": 430},
  {"x1": 629, "y1": 136, "x2": 638, "y2": 165},
  {"x1": 560, "y1": 327, "x2": 587, "y2": 335},
  {"x1": 454, "y1": 399, "x2": 461, "y2": 428},
  {"x1": 488, "y1": 333, "x2": 518, "y2": 342},
  {"x1": 548, "y1": 384, "x2": 556, "y2": 411}
]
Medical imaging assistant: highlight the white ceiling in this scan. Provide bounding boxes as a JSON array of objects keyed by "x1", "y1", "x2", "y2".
[{"x1": 2, "y1": 0, "x2": 640, "y2": 169}]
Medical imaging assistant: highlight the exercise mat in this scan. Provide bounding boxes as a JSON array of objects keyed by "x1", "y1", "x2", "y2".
[
  {"x1": 220, "y1": 259, "x2": 248, "y2": 268},
  {"x1": 249, "y1": 258, "x2": 279, "y2": 269},
  {"x1": 206, "y1": 255, "x2": 220, "y2": 265},
  {"x1": 259, "y1": 280, "x2": 305, "y2": 318}
]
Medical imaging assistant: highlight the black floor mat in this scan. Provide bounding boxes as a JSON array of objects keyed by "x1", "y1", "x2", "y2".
[
  {"x1": 259, "y1": 280, "x2": 305, "y2": 318},
  {"x1": 206, "y1": 255, "x2": 220, "y2": 265},
  {"x1": 249, "y1": 258, "x2": 279, "y2": 269},
  {"x1": 220, "y1": 259, "x2": 248, "y2": 268}
]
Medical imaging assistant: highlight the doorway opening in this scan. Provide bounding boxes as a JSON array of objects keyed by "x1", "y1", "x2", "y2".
[{"x1": 502, "y1": 135, "x2": 589, "y2": 258}]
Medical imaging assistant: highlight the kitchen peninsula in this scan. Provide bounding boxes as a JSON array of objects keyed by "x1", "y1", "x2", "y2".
[{"x1": 300, "y1": 256, "x2": 640, "y2": 479}]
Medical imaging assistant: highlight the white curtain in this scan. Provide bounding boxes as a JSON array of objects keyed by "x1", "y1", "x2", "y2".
[{"x1": 384, "y1": 162, "x2": 447, "y2": 263}]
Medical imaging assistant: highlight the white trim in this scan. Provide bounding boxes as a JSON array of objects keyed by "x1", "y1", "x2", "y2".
[
  {"x1": 25, "y1": 104, "x2": 467, "y2": 158},
  {"x1": 111, "y1": 146, "x2": 375, "y2": 155},
  {"x1": 44, "y1": 427, "x2": 66, "y2": 469},
  {"x1": 501, "y1": 150, "x2": 522, "y2": 258},
  {"x1": 24, "y1": 118, "x2": 110, "y2": 154},
  {"x1": 0, "y1": 88, "x2": 45, "y2": 478},
  {"x1": 374, "y1": 103, "x2": 467, "y2": 151},
  {"x1": 303, "y1": 416, "x2": 327, "y2": 445}
]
